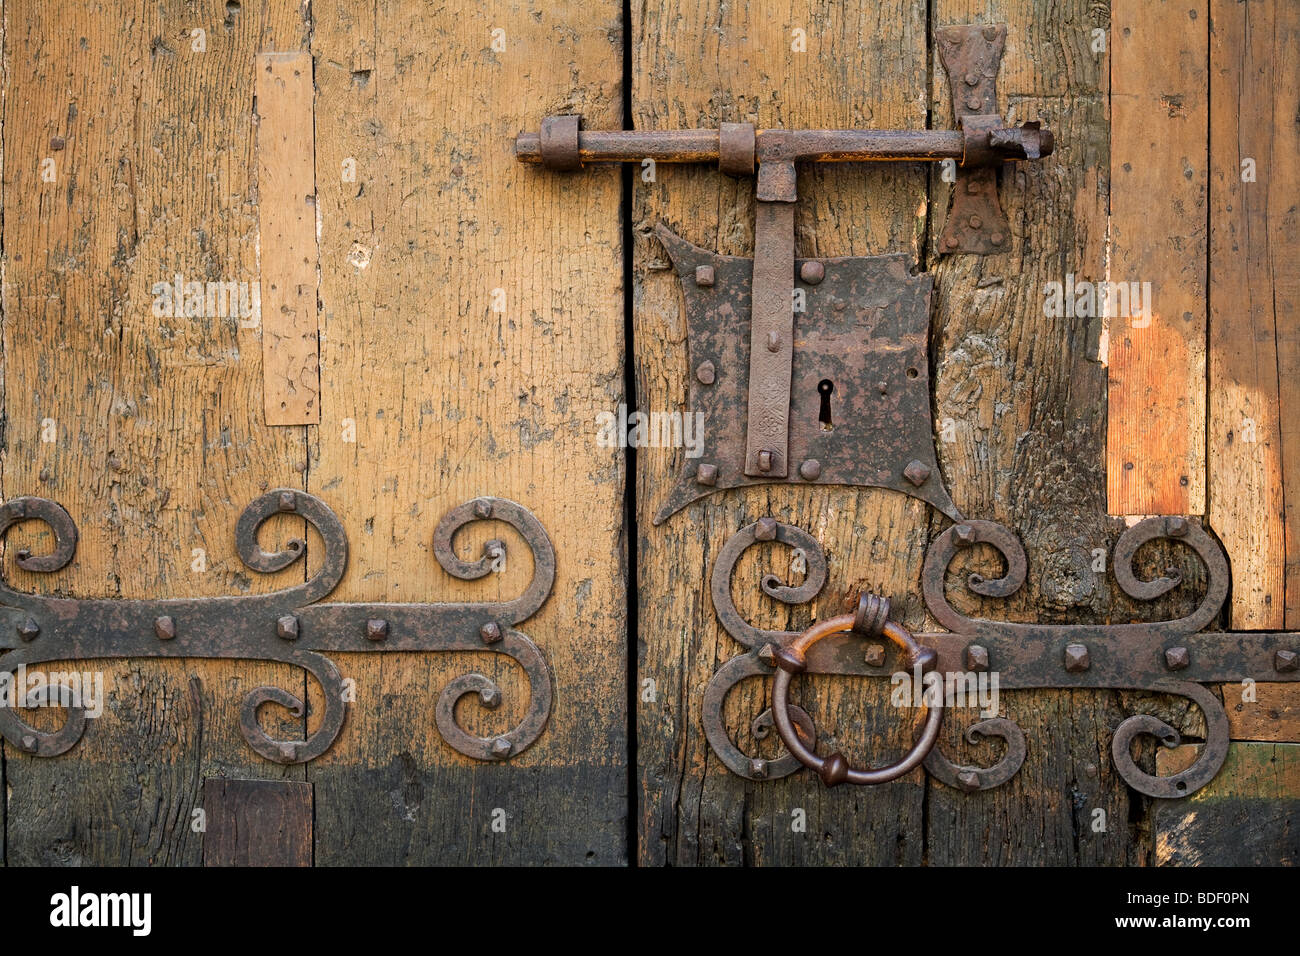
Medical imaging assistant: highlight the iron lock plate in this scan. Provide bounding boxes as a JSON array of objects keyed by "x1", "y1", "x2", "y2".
[{"x1": 653, "y1": 225, "x2": 961, "y2": 524}]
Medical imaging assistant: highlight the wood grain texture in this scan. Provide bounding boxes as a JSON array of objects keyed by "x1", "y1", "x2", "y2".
[
  {"x1": 256, "y1": 51, "x2": 321, "y2": 426},
  {"x1": 1225, "y1": 682, "x2": 1300, "y2": 742},
  {"x1": 203, "y1": 779, "x2": 313, "y2": 866},
  {"x1": 1154, "y1": 743, "x2": 1299, "y2": 865},
  {"x1": 635, "y1": 1, "x2": 935, "y2": 866},
  {"x1": 306, "y1": 0, "x2": 627, "y2": 864},
  {"x1": 1208, "y1": 0, "x2": 1296, "y2": 630},
  {"x1": 3, "y1": 0, "x2": 311, "y2": 866},
  {"x1": 1107, "y1": 0, "x2": 1208, "y2": 517},
  {"x1": 925, "y1": 0, "x2": 1162, "y2": 866}
]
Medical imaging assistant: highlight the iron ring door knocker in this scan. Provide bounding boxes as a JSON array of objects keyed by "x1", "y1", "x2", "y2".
[{"x1": 770, "y1": 594, "x2": 944, "y2": 786}]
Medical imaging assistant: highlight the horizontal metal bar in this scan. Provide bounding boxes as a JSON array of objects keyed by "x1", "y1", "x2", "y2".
[{"x1": 516, "y1": 127, "x2": 967, "y2": 166}]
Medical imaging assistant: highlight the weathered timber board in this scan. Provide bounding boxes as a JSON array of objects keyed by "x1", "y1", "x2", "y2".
[
  {"x1": 203, "y1": 778, "x2": 313, "y2": 866},
  {"x1": 1154, "y1": 743, "x2": 1299, "y2": 865},
  {"x1": 305, "y1": 0, "x2": 627, "y2": 864},
  {"x1": 3, "y1": 0, "x2": 311, "y2": 866},
  {"x1": 635, "y1": 0, "x2": 934, "y2": 865}
]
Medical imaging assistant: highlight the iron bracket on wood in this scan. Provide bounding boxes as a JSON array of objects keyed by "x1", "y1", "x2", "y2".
[
  {"x1": 705, "y1": 515, "x2": 1299, "y2": 797},
  {"x1": 516, "y1": 23, "x2": 1052, "y2": 524},
  {"x1": 0, "y1": 490, "x2": 555, "y2": 764}
]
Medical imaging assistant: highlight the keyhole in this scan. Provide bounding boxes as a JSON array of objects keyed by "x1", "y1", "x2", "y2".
[{"x1": 818, "y1": 379, "x2": 834, "y2": 431}]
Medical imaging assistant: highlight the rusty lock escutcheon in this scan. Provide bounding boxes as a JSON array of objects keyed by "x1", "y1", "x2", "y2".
[
  {"x1": 770, "y1": 593, "x2": 944, "y2": 786},
  {"x1": 516, "y1": 24, "x2": 1052, "y2": 522}
]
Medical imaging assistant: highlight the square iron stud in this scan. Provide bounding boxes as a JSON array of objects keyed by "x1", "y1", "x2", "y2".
[
  {"x1": 490, "y1": 737, "x2": 513, "y2": 758},
  {"x1": 278, "y1": 490, "x2": 297, "y2": 512},
  {"x1": 749, "y1": 758, "x2": 769, "y2": 778},
  {"x1": 757, "y1": 450, "x2": 773, "y2": 473},
  {"x1": 1063, "y1": 643, "x2": 1090, "y2": 673},
  {"x1": 757, "y1": 644, "x2": 776, "y2": 666},
  {"x1": 16, "y1": 617, "x2": 40, "y2": 642},
  {"x1": 864, "y1": 644, "x2": 886, "y2": 668},
  {"x1": 903, "y1": 460, "x2": 931, "y2": 487},
  {"x1": 366, "y1": 619, "x2": 389, "y2": 642},
  {"x1": 754, "y1": 517, "x2": 778, "y2": 541},
  {"x1": 1164, "y1": 646, "x2": 1190, "y2": 671},
  {"x1": 694, "y1": 264, "x2": 715, "y2": 287},
  {"x1": 696, "y1": 463, "x2": 718, "y2": 486},
  {"x1": 1276, "y1": 649, "x2": 1299, "y2": 673},
  {"x1": 154, "y1": 616, "x2": 177, "y2": 641},
  {"x1": 473, "y1": 498, "x2": 493, "y2": 519},
  {"x1": 276, "y1": 615, "x2": 300, "y2": 641},
  {"x1": 965, "y1": 644, "x2": 989, "y2": 672},
  {"x1": 480, "y1": 621, "x2": 503, "y2": 644},
  {"x1": 953, "y1": 524, "x2": 977, "y2": 547}
]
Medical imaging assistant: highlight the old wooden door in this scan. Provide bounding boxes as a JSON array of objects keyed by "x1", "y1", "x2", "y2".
[
  {"x1": 1, "y1": 0, "x2": 625, "y2": 866},
  {"x1": 1, "y1": 0, "x2": 1297, "y2": 869}
]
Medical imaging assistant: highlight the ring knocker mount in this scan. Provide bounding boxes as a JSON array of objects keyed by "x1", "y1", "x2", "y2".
[
  {"x1": 771, "y1": 594, "x2": 944, "y2": 786},
  {"x1": 707, "y1": 515, "x2": 1299, "y2": 797}
]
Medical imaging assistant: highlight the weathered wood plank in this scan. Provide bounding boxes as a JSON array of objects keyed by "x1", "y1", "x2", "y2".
[
  {"x1": 636, "y1": 1, "x2": 932, "y2": 865},
  {"x1": 256, "y1": 51, "x2": 321, "y2": 426},
  {"x1": 3, "y1": 0, "x2": 310, "y2": 865},
  {"x1": 1107, "y1": 0, "x2": 1208, "y2": 517},
  {"x1": 307, "y1": 0, "x2": 627, "y2": 864},
  {"x1": 203, "y1": 779, "x2": 313, "y2": 866},
  {"x1": 1225, "y1": 681, "x2": 1300, "y2": 742},
  {"x1": 926, "y1": 0, "x2": 1159, "y2": 865},
  {"x1": 1154, "y1": 742, "x2": 1299, "y2": 865},
  {"x1": 1208, "y1": 0, "x2": 1295, "y2": 630}
]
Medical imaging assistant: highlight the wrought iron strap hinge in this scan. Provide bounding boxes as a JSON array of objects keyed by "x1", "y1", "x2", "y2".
[
  {"x1": 705, "y1": 515, "x2": 1300, "y2": 797},
  {"x1": 0, "y1": 490, "x2": 556, "y2": 764},
  {"x1": 516, "y1": 23, "x2": 1052, "y2": 523}
]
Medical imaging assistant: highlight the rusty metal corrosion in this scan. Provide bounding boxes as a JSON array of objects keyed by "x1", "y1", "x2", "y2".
[
  {"x1": 704, "y1": 515, "x2": 1299, "y2": 796},
  {"x1": 0, "y1": 490, "x2": 556, "y2": 765}
]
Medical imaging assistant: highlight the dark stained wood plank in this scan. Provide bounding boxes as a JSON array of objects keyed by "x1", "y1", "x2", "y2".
[
  {"x1": 1107, "y1": 0, "x2": 1208, "y2": 517},
  {"x1": 926, "y1": 0, "x2": 1168, "y2": 865},
  {"x1": 1154, "y1": 743, "x2": 1299, "y2": 865},
  {"x1": 3, "y1": 0, "x2": 311, "y2": 865},
  {"x1": 203, "y1": 779, "x2": 313, "y2": 866},
  {"x1": 636, "y1": 1, "x2": 932, "y2": 866},
  {"x1": 306, "y1": 0, "x2": 628, "y2": 864}
]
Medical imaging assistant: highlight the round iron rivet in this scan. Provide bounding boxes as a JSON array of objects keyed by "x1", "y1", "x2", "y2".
[
  {"x1": 943, "y1": 236, "x2": 958, "y2": 250},
  {"x1": 154, "y1": 615, "x2": 176, "y2": 641},
  {"x1": 966, "y1": 96, "x2": 982, "y2": 111},
  {"x1": 696, "y1": 360, "x2": 716, "y2": 385},
  {"x1": 964, "y1": 72, "x2": 979, "y2": 86},
  {"x1": 799, "y1": 261, "x2": 825, "y2": 285},
  {"x1": 990, "y1": 232, "x2": 1005, "y2": 246},
  {"x1": 968, "y1": 215, "x2": 983, "y2": 229},
  {"x1": 799, "y1": 459, "x2": 822, "y2": 481},
  {"x1": 983, "y1": 26, "x2": 999, "y2": 41}
]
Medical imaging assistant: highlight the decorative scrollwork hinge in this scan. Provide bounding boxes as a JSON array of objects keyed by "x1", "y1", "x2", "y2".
[
  {"x1": 705, "y1": 516, "x2": 1300, "y2": 797},
  {"x1": 0, "y1": 490, "x2": 555, "y2": 764}
]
